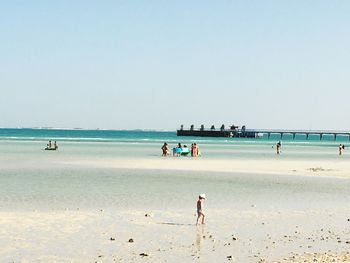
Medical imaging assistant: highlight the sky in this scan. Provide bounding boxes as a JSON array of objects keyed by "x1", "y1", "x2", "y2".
[{"x1": 1, "y1": 1, "x2": 350, "y2": 130}]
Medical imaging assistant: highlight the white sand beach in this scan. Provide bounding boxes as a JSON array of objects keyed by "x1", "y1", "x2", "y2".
[{"x1": 1, "y1": 208, "x2": 350, "y2": 262}]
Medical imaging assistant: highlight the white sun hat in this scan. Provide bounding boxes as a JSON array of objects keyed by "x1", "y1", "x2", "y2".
[{"x1": 199, "y1": 194, "x2": 206, "y2": 199}]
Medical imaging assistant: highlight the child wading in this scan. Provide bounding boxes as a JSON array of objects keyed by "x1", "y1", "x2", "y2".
[{"x1": 196, "y1": 194, "x2": 206, "y2": 225}]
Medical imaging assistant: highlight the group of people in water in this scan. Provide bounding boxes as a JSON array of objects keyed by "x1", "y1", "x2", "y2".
[
  {"x1": 161, "y1": 142, "x2": 200, "y2": 157},
  {"x1": 45, "y1": 140, "x2": 58, "y2": 150}
]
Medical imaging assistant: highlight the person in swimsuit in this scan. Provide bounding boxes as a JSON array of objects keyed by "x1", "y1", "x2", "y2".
[
  {"x1": 339, "y1": 144, "x2": 344, "y2": 155},
  {"x1": 161, "y1": 142, "x2": 169, "y2": 156},
  {"x1": 196, "y1": 194, "x2": 206, "y2": 225},
  {"x1": 276, "y1": 141, "x2": 282, "y2": 154}
]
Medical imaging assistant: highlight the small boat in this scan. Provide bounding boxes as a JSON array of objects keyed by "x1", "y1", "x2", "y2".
[{"x1": 45, "y1": 147, "x2": 58, "y2": 151}]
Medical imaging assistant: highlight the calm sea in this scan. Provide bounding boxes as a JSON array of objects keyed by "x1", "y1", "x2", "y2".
[
  {"x1": 0, "y1": 128, "x2": 349, "y2": 212},
  {"x1": 0, "y1": 128, "x2": 349, "y2": 144}
]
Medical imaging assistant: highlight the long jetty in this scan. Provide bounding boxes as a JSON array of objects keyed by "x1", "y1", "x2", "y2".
[
  {"x1": 251, "y1": 129, "x2": 350, "y2": 140},
  {"x1": 177, "y1": 125, "x2": 350, "y2": 140}
]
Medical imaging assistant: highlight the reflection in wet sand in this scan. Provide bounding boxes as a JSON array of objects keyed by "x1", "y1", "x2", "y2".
[{"x1": 196, "y1": 225, "x2": 204, "y2": 251}]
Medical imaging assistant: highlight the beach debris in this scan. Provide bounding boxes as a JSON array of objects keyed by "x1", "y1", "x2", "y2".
[
  {"x1": 128, "y1": 238, "x2": 134, "y2": 243},
  {"x1": 308, "y1": 167, "x2": 333, "y2": 172},
  {"x1": 308, "y1": 167, "x2": 324, "y2": 172},
  {"x1": 139, "y1": 253, "x2": 149, "y2": 257}
]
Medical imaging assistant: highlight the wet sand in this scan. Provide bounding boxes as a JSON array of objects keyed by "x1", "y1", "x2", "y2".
[
  {"x1": 60, "y1": 157, "x2": 350, "y2": 179},
  {"x1": 1, "y1": 145, "x2": 350, "y2": 262}
]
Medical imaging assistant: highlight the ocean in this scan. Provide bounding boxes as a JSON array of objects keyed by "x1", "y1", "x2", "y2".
[{"x1": 0, "y1": 128, "x2": 349, "y2": 212}]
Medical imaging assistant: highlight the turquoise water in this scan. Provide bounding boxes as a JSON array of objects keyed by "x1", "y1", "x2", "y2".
[
  {"x1": 0, "y1": 128, "x2": 349, "y2": 144},
  {"x1": 0, "y1": 128, "x2": 349, "y2": 212},
  {"x1": 0, "y1": 128, "x2": 348, "y2": 161}
]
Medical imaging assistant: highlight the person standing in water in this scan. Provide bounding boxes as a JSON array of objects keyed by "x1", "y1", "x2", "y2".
[
  {"x1": 276, "y1": 141, "x2": 282, "y2": 154},
  {"x1": 339, "y1": 144, "x2": 344, "y2": 155},
  {"x1": 161, "y1": 142, "x2": 169, "y2": 156},
  {"x1": 196, "y1": 194, "x2": 206, "y2": 225}
]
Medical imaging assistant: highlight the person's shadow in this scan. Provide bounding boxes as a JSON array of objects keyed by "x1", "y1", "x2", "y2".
[{"x1": 156, "y1": 222, "x2": 193, "y2": 226}]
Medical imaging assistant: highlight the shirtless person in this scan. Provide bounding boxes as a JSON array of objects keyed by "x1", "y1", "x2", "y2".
[{"x1": 196, "y1": 194, "x2": 206, "y2": 225}]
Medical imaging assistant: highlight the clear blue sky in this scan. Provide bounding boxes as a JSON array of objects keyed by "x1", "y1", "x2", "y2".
[{"x1": 1, "y1": 1, "x2": 349, "y2": 130}]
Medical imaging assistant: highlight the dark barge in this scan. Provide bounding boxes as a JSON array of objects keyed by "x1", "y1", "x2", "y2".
[
  {"x1": 177, "y1": 124, "x2": 350, "y2": 140},
  {"x1": 177, "y1": 124, "x2": 256, "y2": 138}
]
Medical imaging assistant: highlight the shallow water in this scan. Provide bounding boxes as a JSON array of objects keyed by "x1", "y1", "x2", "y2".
[
  {"x1": 0, "y1": 128, "x2": 349, "y2": 212},
  {"x1": 0, "y1": 137, "x2": 349, "y2": 212}
]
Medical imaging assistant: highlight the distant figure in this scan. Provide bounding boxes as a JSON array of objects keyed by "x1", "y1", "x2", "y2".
[
  {"x1": 173, "y1": 143, "x2": 182, "y2": 157},
  {"x1": 196, "y1": 143, "x2": 200, "y2": 156},
  {"x1": 161, "y1": 142, "x2": 169, "y2": 156},
  {"x1": 45, "y1": 140, "x2": 58, "y2": 151},
  {"x1": 276, "y1": 141, "x2": 282, "y2": 154},
  {"x1": 196, "y1": 194, "x2": 206, "y2": 225},
  {"x1": 339, "y1": 144, "x2": 344, "y2": 155},
  {"x1": 192, "y1": 143, "x2": 199, "y2": 157}
]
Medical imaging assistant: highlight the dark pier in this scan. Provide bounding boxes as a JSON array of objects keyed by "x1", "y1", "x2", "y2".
[
  {"x1": 177, "y1": 125, "x2": 350, "y2": 140},
  {"x1": 255, "y1": 129, "x2": 350, "y2": 141}
]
